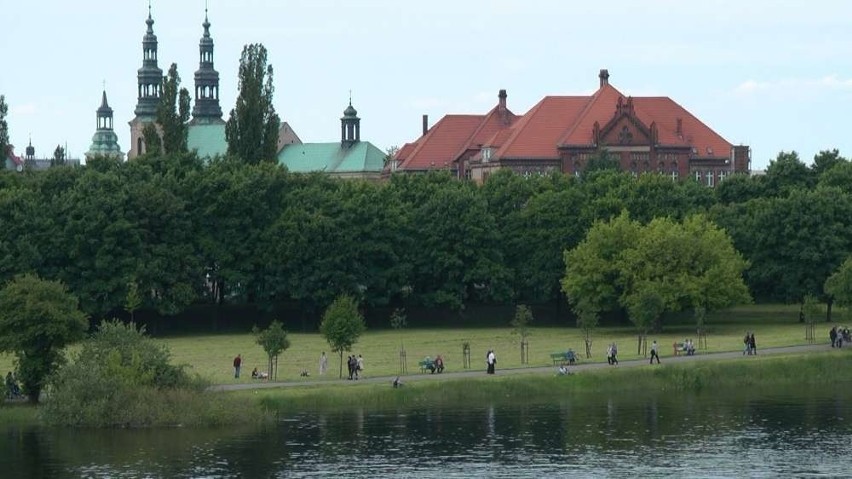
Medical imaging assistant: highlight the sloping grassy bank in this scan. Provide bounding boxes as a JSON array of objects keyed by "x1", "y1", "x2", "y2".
[{"x1": 252, "y1": 350, "x2": 852, "y2": 413}]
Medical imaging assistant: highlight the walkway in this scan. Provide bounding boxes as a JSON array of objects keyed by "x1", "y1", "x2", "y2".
[{"x1": 209, "y1": 343, "x2": 834, "y2": 392}]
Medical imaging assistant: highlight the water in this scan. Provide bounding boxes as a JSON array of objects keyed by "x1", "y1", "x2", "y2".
[{"x1": 2, "y1": 387, "x2": 850, "y2": 478}]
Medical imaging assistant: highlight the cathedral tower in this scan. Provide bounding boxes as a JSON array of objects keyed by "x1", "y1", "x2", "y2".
[
  {"x1": 87, "y1": 90, "x2": 124, "y2": 161},
  {"x1": 128, "y1": 4, "x2": 164, "y2": 159},
  {"x1": 191, "y1": 8, "x2": 223, "y2": 124}
]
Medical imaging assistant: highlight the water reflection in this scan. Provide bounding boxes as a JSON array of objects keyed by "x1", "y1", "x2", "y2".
[{"x1": 1, "y1": 386, "x2": 850, "y2": 477}]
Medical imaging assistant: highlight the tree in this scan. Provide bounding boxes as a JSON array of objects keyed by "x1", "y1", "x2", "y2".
[
  {"x1": 511, "y1": 304, "x2": 534, "y2": 363},
  {"x1": 802, "y1": 295, "x2": 820, "y2": 343},
  {"x1": 125, "y1": 281, "x2": 142, "y2": 322},
  {"x1": 0, "y1": 274, "x2": 88, "y2": 403},
  {"x1": 142, "y1": 123, "x2": 162, "y2": 156},
  {"x1": 52, "y1": 145, "x2": 66, "y2": 166},
  {"x1": 319, "y1": 295, "x2": 366, "y2": 378},
  {"x1": 252, "y1": 320, "x2": 290, "y2": 381},
  {"x1": 763, "y1": 151, "x2": 814, "y2": 197},
  {"x1": 226, "y1": 43, "x2": 281, "y2": 164},
  {"x1": 825, "y1": 256, "x2": 852, "y2": 324},
  {"x1": 157, "y1": 63, "x2": 191, "y2": 155},
  {"x1": 811, "y1": 149, "x2": 847, "y2": 178},
  {"x1": 389, "y1": 307, "x2": 407, "y2": 373},
  {"x1": 0, "y1": 95, "x2": 8, "y2": 162}
]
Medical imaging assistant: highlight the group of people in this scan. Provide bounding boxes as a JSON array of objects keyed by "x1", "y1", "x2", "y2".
[
  {"x1": 743, "y1": 332, "x2": 758, "y2": 355},
  {"x1": 347, "y1": 354, "x2": 364, "y2": 380},
  {"x1": 251, "y1": 367, "x2": 269, "y2": 379},
  {"x1": 830, "y1": 326, "x2": 851, "y2": 348},
  {"x1": 423, "y1": 355, "x2": 445, "y2": 374},
  {"x1": 5, "y1": 371, "x2": 21, "y2": 400},
  {"x1": 681, "y1": 339, "x2": 697, "y2": 356},
  {"x1": 606, "y1": 343, "x2": 619, "y2": 365}
]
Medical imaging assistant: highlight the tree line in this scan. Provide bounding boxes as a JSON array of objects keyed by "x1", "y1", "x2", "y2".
[{"x1": 0, "y1": 148, "x2": 849, "y2": 326}]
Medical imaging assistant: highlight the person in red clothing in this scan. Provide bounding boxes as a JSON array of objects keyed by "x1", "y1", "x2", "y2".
[{"x1": 233, "y1": 354, "x2": 242, "y2": 378}]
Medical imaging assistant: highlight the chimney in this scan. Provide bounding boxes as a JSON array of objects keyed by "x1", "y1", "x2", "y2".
[
  {"x1": 599, "y1": 69, "x2": 610, "y2": 87},
  {"x1": 676, "y1": 118, "x2": 683, "y2": 137},
  {"x1": 498, "y1": 89, "x2": 507, "y2": 111},
  {"x1": 422, "y1": 114, "x2": 429, "y2": 136}
]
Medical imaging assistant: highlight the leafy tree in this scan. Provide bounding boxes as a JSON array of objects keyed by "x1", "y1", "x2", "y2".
[
  {"x1": 715, "y1": 173, "x2": 765, "y2": 204},
  {"x1": 252, "y1": 320, "x2": 290, "y2": 380},
  {"x1": 763, "y1": 151, "x2": 814, "y2": 197},
  {"x1": 142, "y1": 123, "x2": 162, "y2": 156},
  {"x1": 0, "y1": 95, "x2": 8, "y2": 162},
  {"x1": 825, "y1": 256, "x2": 852, "y2": 324},
  {"x1": 811, "y1": 149, "x2": 846, "y2": 178},
  {"x1": 52, "y1": 145, "x2": 66, "y2": 166},
  {"x1": 226, "y1": 43, "x2": 281, "y2": 164},
  {"x1": 125, "y1": 281, "x2": 142, "y2": 322},
  {"x1": 0, "y1": 274, "x2": 88, "y2": 403},
  {"x1": 319, "y1": 295, "x2": 366, "y2": 378},
  {"x1": 582, "y1": 148, "x2": 621, "y2": 176},
  {"x1": 802, "y1": 295, "x2": 820, "y2": 343},
  {"x1": 817, "y1": 160, "x2": 852, "y2": 195},
  {"x1": 510, "y1": 304, "x2": 533, "y2": 363},
  {"x1": 157, "y1": 63, "x2": 191, "y2": 155}
]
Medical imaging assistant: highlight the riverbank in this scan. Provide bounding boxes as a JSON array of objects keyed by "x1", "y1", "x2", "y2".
[{"x1": 247, "y1": 346, "x2": 852, "y2": 413}]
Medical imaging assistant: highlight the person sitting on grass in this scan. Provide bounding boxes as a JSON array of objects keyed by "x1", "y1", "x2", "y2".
[
  {"x1": 392, "y1": 376, "x2": 403, "y2": 388},
  {"x1": 251, "y1": 368, "x2": 269, "y2": 380},
  {"x1": 557, "y1": 365, "x2": 570, "y2": 376}
]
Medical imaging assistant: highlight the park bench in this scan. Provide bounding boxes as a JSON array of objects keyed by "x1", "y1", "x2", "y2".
[
  {"x1": 550, "y1": 350, "x2": 578, "y2": 365},
  {"x1": 673, "y1": 342, "x2": 687, "y2": 356},
  {"x1": 419, "y1": 359, "x2": 435, "y2": 373}
]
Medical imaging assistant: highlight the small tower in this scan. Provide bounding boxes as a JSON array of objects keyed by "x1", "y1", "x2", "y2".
[
  {"x1": 191, "y1": 7, "x2": 223, "y2": 124},
  {"x1": 341, "y1": 98, "x2": 360, "y2": 148},
  {"x1": 128, "y1": 3, "x2": 163, "y2": 159},
  {"x1": 25, "y1": 137, "x2": 35, "y2": 160},
  {"x1": 87, "y1": 91, "x2": 124, "y2": 161}
]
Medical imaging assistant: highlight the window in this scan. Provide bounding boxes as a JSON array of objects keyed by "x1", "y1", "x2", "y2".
[
  {"x1": 482, "y1": 148, "x2": 491, "y2": 163},
  {"x1": 719, "y1": 170, "x2": 728, "y2": 182},
  {"x1": 694, "y1": 171, "x2": 701, "y2": 182},
  {"x1": 706, "y1": 170, "x2": 714, "y2": 187}
]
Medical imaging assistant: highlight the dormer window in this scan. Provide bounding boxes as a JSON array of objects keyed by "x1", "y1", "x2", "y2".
[{"x1": 482, "y1": 147, "x2": 492, "y2": 163}]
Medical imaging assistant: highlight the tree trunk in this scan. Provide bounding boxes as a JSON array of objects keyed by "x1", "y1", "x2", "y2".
[
  {"x1": 826, "y1": 298, "x2": 833, "y2": 322},
  {"x1": 339, "y1": 351, "x2": 344, "y2": 379}
]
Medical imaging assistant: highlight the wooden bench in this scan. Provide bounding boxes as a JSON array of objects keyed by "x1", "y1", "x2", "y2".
[
  {"x1": 673, "y1": 342, "x2": 686, "y2": 356},
  {"x1": 550, "y1": 350, "x2": 578, "y2": 365}
]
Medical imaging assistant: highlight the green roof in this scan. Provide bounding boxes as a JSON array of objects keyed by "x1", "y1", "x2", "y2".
[
  {"x1": 188, "y1": 123, "x2": 228, "y2": 159},
  {"x1": 278, "y1": 141, "x2": 385, "y2": 174}
]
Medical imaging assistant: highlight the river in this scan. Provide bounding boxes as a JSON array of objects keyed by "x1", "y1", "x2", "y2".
[{"x1": 2, "y1": 386, "x2": 849, "y2": 478}]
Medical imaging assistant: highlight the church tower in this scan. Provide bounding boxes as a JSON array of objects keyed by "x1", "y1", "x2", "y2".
[
  {"x1": 87, "y1": 91, "x2": 124, "y2": 161},
  {"x1": 128, "y1": 4, "x2": 163, "y2": 159},
  {"x1": 191, "y1": 8, "x2": 223, "y2": 124},
  {"x1": 340, "y1": 99, "x2": 360, "y2": 148}
]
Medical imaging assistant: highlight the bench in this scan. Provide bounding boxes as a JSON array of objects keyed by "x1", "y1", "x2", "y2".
[
  {"x1": 419, "y1": 359, "x2": 435, "y2": 373},
  {"x1": 673, "y1": 342, "x2": 686, "y2": 356},
  {"x1": 550, "y1": 350, "x2": 578, "y2": 365}
]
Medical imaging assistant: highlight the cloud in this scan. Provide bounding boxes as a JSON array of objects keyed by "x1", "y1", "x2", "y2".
[{"x1": 735, "y1": 75, "x2": 852, "y2": 94}]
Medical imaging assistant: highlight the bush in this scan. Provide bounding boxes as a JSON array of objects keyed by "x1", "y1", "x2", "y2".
[{"x1": 41, "y1": 320, "x2": 222, "y2": 427}]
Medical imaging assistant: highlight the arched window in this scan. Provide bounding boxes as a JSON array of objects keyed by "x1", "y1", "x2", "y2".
[{"x1": 137, "y1": 137, "x2": 143, "y2": 156}]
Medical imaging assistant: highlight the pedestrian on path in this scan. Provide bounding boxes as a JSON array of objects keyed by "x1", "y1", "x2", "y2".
[
  {"x1": 486, "y1": 350, "x2": 496, "y2": 374},
  {"x1": 650, "y1": 341, "x2": 660, "y2": 364},
  {"x1": 233, "y1": 354, "x2": 242, "y2": 378},
  {"x1": 319, "y1": 352, "x2": 328, "y2": 375}
]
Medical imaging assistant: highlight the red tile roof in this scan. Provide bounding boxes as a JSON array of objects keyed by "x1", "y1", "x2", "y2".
[{"x1": 395, "y1": 73, "x2": 737, "y2": 171}]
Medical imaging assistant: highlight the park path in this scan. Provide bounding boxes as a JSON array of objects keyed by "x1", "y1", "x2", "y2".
[{"x1": 208, "y1": 343, "x2": 835, "y2": 392}]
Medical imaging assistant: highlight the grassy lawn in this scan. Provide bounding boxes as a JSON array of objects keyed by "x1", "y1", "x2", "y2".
[{"x1": 0, "y1": 304, "x2": 840, "y2": 385}]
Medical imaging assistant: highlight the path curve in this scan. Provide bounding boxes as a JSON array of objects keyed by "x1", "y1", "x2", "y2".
[{"x1": 209, "y1": 343, "x2": 835, "y2": 392}]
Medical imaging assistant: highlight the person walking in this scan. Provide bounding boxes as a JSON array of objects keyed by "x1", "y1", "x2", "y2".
[
  {"x1": 830, "y1": 327, "x2": 837, "y2": 348},
  {"x1": 233, "y1": 354, "x2": 242, "y2": 379},
  {"x1": 611, "y1": 342, "x2": 619, "y2": 365},
  {"x1": 356, "y1": 354, "x2": 364, "y2": 379},
  {"x1": 486, "y1": 350, "x2": 496, "y2": 374},
  {"x1": 743, "y1": 332, "x2": 751, "y2": 355},
  {"x1": 650, "y1": 341, "x2": 660, "y2": 364},
  {"x1": 749, "y1": 333, "x2": 757, "y2": 355},
  {"x1": 319, "y1": 351, "x2": 328, "y2": 375}
]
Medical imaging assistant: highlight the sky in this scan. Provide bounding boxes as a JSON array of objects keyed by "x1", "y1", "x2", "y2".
[{"x1": 2, "y1": 0, "x2": 851, "y2": 170}]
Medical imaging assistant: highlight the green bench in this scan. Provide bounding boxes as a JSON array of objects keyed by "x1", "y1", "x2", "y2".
[
  {"x1": 419, "y1": 359, "x2": 435, "y2": 373},
  {"x1": 550, "y1": 350, "x2": 578, "y2": 365}
]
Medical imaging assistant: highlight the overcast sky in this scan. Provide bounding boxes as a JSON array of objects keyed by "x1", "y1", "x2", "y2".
[{"x1": 2, "y1": 0, "x2": 850, "y2": 170}]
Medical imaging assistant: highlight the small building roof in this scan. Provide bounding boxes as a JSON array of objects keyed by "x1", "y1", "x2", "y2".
[{"x1": 278, "y1": 141, "x2": 385, "y2": 174}]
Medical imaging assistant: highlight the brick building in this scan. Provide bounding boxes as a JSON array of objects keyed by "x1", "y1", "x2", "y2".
[{"x1": 391, "y1": 70, "x2": 749, "y2": 186}]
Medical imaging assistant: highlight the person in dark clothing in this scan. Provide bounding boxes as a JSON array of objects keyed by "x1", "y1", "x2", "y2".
[
  {"x1": 830, "y1": 326, "x2": 838, "y2": 348},
  {"x1": 749, "y1": 333, "x2": 757, "y2": 355},
  {"x1": 233, "y1": 354, "x2": 242, "y2": 378}
]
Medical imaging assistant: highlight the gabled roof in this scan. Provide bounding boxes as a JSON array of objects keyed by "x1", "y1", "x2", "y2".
[
  {"x1": 632, "y1": 97, "x2": 731, "y2": 157},
  {"x1": 396, "y1": 115, "x2": 485, "y2": 170},
  {"x1": 495, "y1": 96, "x2": 591, "y2": 159},
  {"x1": 278, "y1": 141, "x2": 385, "y2": 174}
]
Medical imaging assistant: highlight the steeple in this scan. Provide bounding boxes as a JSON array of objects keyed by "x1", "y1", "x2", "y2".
[
  {"x1": 134, "y1": 2, "x2": 163, "y2": 119},
  {"x1": 191, "y1": 5, "x2": 223, "y2": 124},
  {"x1": 341, "y1": 95, "x2": 360, "y2": 147},
  {"x1": 88, "y1": 90, "x2": 124, "y2": 161}
]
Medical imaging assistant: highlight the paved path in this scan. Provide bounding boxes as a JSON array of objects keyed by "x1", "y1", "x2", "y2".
[{"x1": 209, "y1": 343, "x2": 834, "y2": 392}]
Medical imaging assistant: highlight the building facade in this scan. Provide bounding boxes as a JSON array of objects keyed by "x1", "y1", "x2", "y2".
[{"x1": 391, "y1": 70, "x2": 750, "y2": 185}]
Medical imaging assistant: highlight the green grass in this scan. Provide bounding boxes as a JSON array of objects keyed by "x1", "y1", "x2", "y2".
[
  {"x1": 247, "y1": 349, "x2": 852, "y2": 413},
  {"x1": 0, "y1": 303, "x2": 840, "y2": 384}
]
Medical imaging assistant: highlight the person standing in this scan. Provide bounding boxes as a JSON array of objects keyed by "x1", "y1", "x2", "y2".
[
  {"x1": 319, "y1": 351, "x2": 328, "y2": 375},
  {"x1": 606, "y1": 344, "x2": 613, "y2": 365},
  {"x1": 743, "y1": 332, "x2": 751, "y2": 355},
  {"x1": 650, "y1": 341, "x2": 660, "y2": 364},
  {"x1": 486, "y1": 350, "x2": 496, "y2": 374},
  {"x1": 830, "y1": 327, "x2": 837, "y2": 348},
  {"x1": 356, "y1": 354, "x2": 364, "y2": 379},
  {"x1": 749, "y1": 333, "x2": 757, "y2": 355},
  {"x1": 611, "y1": 343, "x2": 619, "y2": 365},
  {"x1": 233, "y1": 354, "x2": 242, "y2": 379}
]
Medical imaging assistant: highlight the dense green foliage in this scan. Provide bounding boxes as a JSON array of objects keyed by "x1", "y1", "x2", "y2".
[
  {"x1": 0, "y1": 95, "x2": 8, "y2": 161},
  {"x1": 156, "y1": 63, "x2": 191, "y2": 155},
  {"x1": 320, "y1": 295, "x2": 366, "y2": 378},
  {"x1": 253, "y1": 320, "x2": 290, "y2": 379},
  {"x1": 226, "y1": 43, "x2": 280, "y2": 164},
  {"x1": 0, "y1": 274, "x2": 87, "y2": 403},
  {"x1": 41, "y1": 320, "x2": 231, "y2": 427},
  {"x1": 0, "y1": 148, "x2": 849, "y2": 326}
]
